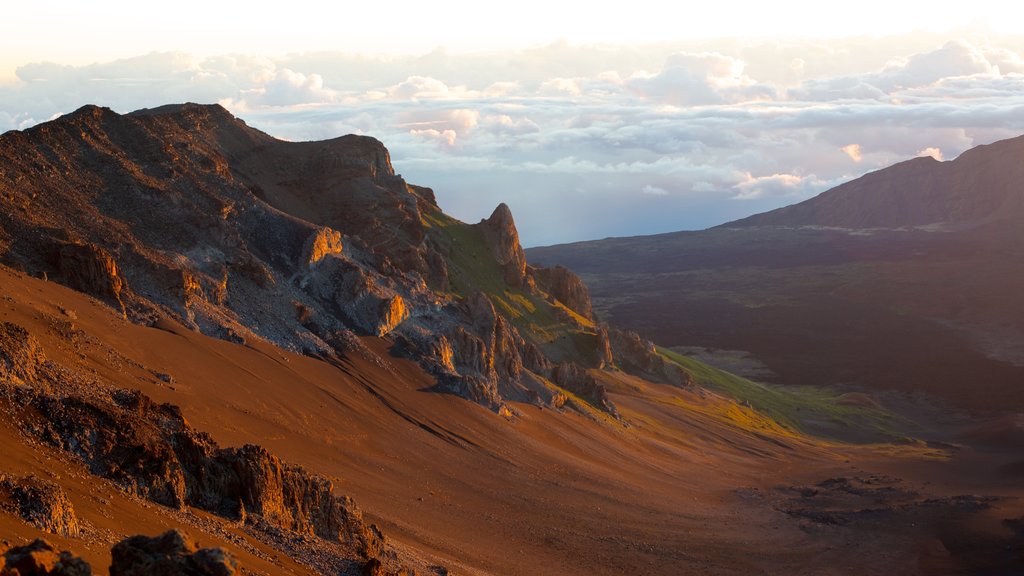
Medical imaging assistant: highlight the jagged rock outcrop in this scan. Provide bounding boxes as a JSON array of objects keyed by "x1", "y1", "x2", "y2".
[
  {"x1": 0, "y1": 475, "x2": 80, "y2": 537},
  {"x1": 534, "y1": 265, "x2": 594, "y2": 320},
  {"x1": 595, "y1": 324, "x2": 614, "y2": 369},
  {"x1": 0, "y1": 104, "x2": 620, "y2": 416},
  {"x1": 610, "y1": 329, "x2": 693, "y2": 388},
  {"x1": 0, "y1": 539, "x2": 91, "y2": 576},
  {"x1": 7, "y1": 385, "x2": 382, "y2": 561},
  {"x1": 0, "y1": 321, "x2": 46, "y2": 385},
  {"x1": 54, "y1": 243, "x2": 126, "y2": 315},
  {"x1": 552, "y1": 362, "x2": 618, "y2": 417},
  {"x1": 437, "y1": 292, "x2": 554, "y2": 410},
  {"x1": 478, "y1": 204, "x2": 528, "y2": 287},
  {"x1": 109, "y1": 530, "x2": 237, "y2": 576},
  {"x1": 302, "y1": 227, "x2": 344, "y2": 268}
]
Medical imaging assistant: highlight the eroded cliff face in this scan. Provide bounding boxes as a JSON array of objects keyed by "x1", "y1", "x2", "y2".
[
  {"x1": 534, "y1": 265, "x2": 594, "y2": 321},
  {"x1": 0, "y1": 103, "x2": 659, "y2": 417}
]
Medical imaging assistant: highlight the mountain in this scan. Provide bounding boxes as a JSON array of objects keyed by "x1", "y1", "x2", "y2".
[
  {"x1": 527, "y1": 135, "x2": 1024, "y2": 414},
  {"x1": 2, "y1": 104, "x2": 1023, "y2": 575},
  {"x1": 729, "y1": 135, "x2": 1024, "y2": 229},
  {"x1": 0, "y1": 103, "x2": 629, "y2": 418}
]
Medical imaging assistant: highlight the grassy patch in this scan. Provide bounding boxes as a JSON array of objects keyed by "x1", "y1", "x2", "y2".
[
  {"x1": 426, "y1": 211, "x2": 600, "y2": 366},
  {"x1": 657, "y1": 346, "x2": 908, "y2": 442}
]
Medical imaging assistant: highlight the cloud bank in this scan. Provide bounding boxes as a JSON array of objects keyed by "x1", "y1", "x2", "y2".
[{"x1": 4, "y1": 33, "x2": 1024, "y2": 246}]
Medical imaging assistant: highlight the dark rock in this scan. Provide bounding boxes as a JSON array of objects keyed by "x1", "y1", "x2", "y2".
[
  {"x1": 533, "y1": 265, "x2": 594, "y2": 321},
  {"x1": 55, "y1": 242, "x2": 126, "y2": 315},
  {"x1": 552, "y1": 362, "x2": 618, "y2": 417},
  {"x1": 478, "y1": 204, "x2": 527, "y2": 287},
  {"x1": 15, "y1": 385, "x2": 382, "y2": 559},
  {"x1": 109, "y1": 529, "x2": 238, "y2": 576},
  {"x1": 1, "y1": 539, "x2": 91, "y2": 576},
  {"x1": 0, "y1": 475, "x2": 79, "y2": 536},
  {"x1": 595, "y1": 324, "x2": 614, "y2": 369},
  {"x1": 609, "y1": 328, "x2": 694, "y2": 388},
  {"x1": 0, "y1": 321, "x2": 46, "y2": 385},
  {"x1": 362, "y1": 557, "x2": 384, "y2": 576}
]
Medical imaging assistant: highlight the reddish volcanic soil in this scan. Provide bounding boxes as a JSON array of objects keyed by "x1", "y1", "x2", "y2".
[{"x1": 2, "y1": 264, "x2": 1023, "y2": 575}]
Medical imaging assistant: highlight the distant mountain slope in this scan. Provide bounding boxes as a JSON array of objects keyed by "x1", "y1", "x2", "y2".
[
  {"x1": 730, "y1": 135, "x2": 1024, "y2": 229},
  {"x1": 528, "y1": 135, "x2": 1024, "y2": 413}
]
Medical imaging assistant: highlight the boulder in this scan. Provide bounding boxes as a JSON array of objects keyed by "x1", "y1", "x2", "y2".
[
  {"x1": 109, "y1": 529, "x2": 237, "y2": 576},
  {"x1": 1, "y1": 539, "x2": 91, "y2": 576},
  {"x1": 534, "y1": 265, "x2": 594, "y2": 321},
  {"x1": 302, "y1": 227, "x2": 344, "y2": 267},
  {"x1": 0, "y1": 475, "x2": 79, "y2": 536},
  {"x1": 55, "y1": 242, "x2": 126, "y2": 314},
  {"x1": 0, "y1": 321, "x2": 46, "y2": 385}
]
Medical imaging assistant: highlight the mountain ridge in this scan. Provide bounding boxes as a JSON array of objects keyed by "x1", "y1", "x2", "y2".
[
  {"x1": 725, "y1": 133, "x2": 1024, "y2": 229},
  {"x1": 0, "y1": 102, "x2": 687, "y2": 420},
  {"x1": 527, "y1": 133, "x2": 1024, "y2": 413}
]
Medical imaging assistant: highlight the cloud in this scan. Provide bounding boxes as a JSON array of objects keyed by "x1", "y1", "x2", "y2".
[
  {"x1": 5, "y1": 35, "x2": 1024, "y2": 245},
  {"x1": 388, "y1": 75, "x2": 453, "y2": 100},
  {"x1": 627, "y1": 52, "x2": 776, "y2": 105},
  {"x1": 538, "y1": 78, "x2": 583, "y2": 96},
  {"x1": 396, "y1": 108, "x2": 480, "y2": 135},
  {"x1": 917, "y1": 146, "x2": 943, "y2": 160},
  {"x1": 841, "y1": 143, "x2": 863, "y2": 162},
  {"x1": 731, "y1": 172, "x2": 826, "y2": 200},
  {"x1": 241, "y1": 69, "x2": 336, "y2": 106},
  {"x1": 791, "y1": 39, "x2": 1024, "y2": 101},
  {"x1": 410, "y1": 128, "x2": 458, "y2": 146},
  {"x1": 481, "y1": 114, "x2": 540, "y2": 135}
]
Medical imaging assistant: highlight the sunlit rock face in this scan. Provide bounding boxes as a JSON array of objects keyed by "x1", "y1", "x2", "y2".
[{"x1": 0, "y1": 103, "x2": 630, "y2": 416}]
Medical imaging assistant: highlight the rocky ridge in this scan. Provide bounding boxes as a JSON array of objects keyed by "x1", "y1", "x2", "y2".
[{"x1": 0, "y1": 103, "x2": 682, "y2": 417}]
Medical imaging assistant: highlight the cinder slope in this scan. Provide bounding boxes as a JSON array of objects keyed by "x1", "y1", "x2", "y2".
[{"x1": 3, "y1": 263, "x2": 1022, "y2": 575}]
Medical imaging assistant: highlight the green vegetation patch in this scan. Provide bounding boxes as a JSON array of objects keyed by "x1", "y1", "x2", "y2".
[
  {"x1": 425, "y1": 211, "x2": 599, "y2": 366},
  {"x1": 657, "y1": 347, "x2": 909, "y2": 443}
]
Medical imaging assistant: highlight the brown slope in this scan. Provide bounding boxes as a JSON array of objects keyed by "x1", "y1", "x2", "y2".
[{"x1": 9, "y1": 261, "x2": 1020, "y2": 576}]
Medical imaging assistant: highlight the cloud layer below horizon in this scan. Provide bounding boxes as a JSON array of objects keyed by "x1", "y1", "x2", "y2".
[{"x1": 4, "y1": 33, "x2": 1024, "y2": 246}]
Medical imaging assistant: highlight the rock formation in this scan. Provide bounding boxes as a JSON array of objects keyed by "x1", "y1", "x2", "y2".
[
  {"x1": 610, "y1": 329, "x2": 693, "y2": 388},
  {"x1": 552, "y1": 362, "x2": 618, "y2": 417},
  {"x1": 0, "y1": 320, "x2": 384, "y2": 565},
  {"x1": 534, "y1": 265, "x2": 594, "y2": 321},
  {"x1": 0, "y1": 475, "x2": 80, "y2": 537},
  {"x1": 0, "y1": 539, "x2": 92, "y2": 576},
  {"x1": 0, "y1": 103, "x2": 626, "y2": 416},
  {"x1": 0, "y1": 321, "x2": 46, "y2": 385},
  {"x1": 55, "y1": 243, "x2": 126, "y2": 316},
  {"x1": 478, "y1": 203, "x2": 528, "y2": 287},
  {"x1": 109, "y1": 530, "x2": 238, "y2": 576}
]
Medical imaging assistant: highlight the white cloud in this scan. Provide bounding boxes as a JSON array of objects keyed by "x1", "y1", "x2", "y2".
[
  {"x1": 626, "y1": 52, "x2": 775, "y2": 106},
  {"x1": 841, "y1": 143, "x2": 863, "y2": 162},
  {"x1": 396, "y1": 108, "x2": 480, "y2": 135},
  {"x1": 538, "y1": 78, "x2": 582, "y2": 96},
  {"x1": 387, "y1": 75, "x2": 453, "y2": 100},
  {"x1": 410, "y1": 128, "x2": 458, "y2": 147},
  {"x1": 6, "y1": 35, "x2": 1024, "y2": 245},
  {"x1": 918, "y1": 146, "x2": 944, "y2": 160},
  {"x1": 731, "y1": 173, "x2": 827, "y2": 201}
]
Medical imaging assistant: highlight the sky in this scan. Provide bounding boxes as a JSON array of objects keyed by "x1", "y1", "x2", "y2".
[{"x1": 5, "y1": 2, "x2": 1024, "y2": 246}]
